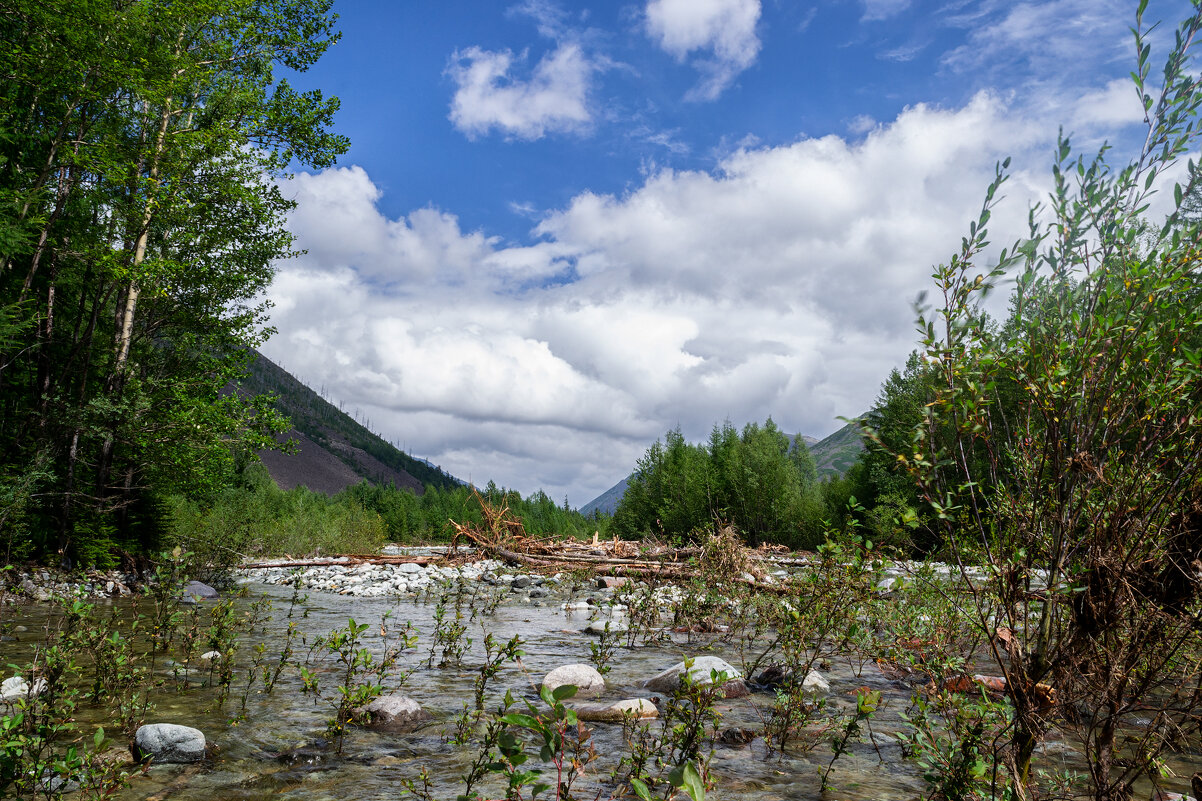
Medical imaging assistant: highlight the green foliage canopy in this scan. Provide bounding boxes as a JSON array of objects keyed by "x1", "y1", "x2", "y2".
[
  {"x1": 613, "y1": 419, "x2": 825, "y2": 548},
  {"x1": 0, "y1": 0, "x2": 348, "y2": 563},
  {"x1": 872, "y1": 2, "x2": 1202, "y2": 795}
]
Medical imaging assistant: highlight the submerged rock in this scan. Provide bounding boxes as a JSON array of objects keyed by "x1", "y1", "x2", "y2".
[
  {"x1": 584, "y1": 619, "x2": 628, "y2": 636},
  {"x1": 643, "y1": 656, "x2": 749, "y2": 698},
  {"x1": 574, "y1": 698, "x2": 658, "y2": 722},
  {"x1": 542, "y1": 664, "x2": 605, "y2": 698},
  {"x1": 133, "y1": 723, "x2": 207, "y2": 763},
  {"x1": 751, "y1": 666, "x2": 830, "y2": 695},
  {"x1": 180, "y1": 581, "x2": 219, "y2": 604},
  {"x1": 717, "y1": 726, "x2": 758, "y2": 746},
  {"x1": 356, "y1": 695, "x2": 430, "y2": 731}
]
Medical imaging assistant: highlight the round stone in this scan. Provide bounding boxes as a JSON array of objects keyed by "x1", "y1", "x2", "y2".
[
  {"x1": 134, "y1": 723, "x2": 206, "y2": 764},
  {"x1": 542, "y1": 664, "x2": 606, "y2": 698}
]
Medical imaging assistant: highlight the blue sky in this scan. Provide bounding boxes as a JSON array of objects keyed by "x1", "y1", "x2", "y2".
[{"x1": 263, "y1": 0, "x2": 1193, "y2": 506}]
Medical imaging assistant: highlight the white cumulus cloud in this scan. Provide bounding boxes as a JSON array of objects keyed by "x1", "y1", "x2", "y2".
[
  {"x1": 644, "y1": 0, "x2": 762, "y2": 100},
  {"x1": 266, "y1": 92, "x2": 1064, "y2": 506},
  {"x1": 447, "y1": 43, "x2": 595, "y2": 139}
]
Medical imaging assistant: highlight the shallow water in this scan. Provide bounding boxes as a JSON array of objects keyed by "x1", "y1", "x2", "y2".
[{"x1": 1, "y1": 582, "x2": 1198, "y2": 800}]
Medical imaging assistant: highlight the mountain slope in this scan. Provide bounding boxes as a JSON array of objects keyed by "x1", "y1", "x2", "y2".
[
  {"x1": 808, "y1": 420, "x2": 865, "y2": 478},
  {"x1": 579, "y1": 476, "x2": 628, "y2": 517},
  {"x1": 238, "y1": 352, "x2": 462, "y2": 495}
]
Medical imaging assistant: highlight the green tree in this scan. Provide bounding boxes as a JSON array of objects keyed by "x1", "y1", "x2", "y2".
[
  {"x1": 0, "y1": 0, "x2": 348, "y2": 562},
  {"x1": 614, "y1": 419, "x2": 826, "y2": 547},
  {"x1": 613, "y1": 427, "x2": 715, "y2": 541},
  {"x1": 853, "y1": 352, "x2": 943, "y2": 552},
  {"x1": 889, "y1": 3, "x2": 1202, "y2": 796}
]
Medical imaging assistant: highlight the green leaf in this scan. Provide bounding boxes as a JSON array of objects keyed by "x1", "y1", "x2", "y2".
[
  {"x1": 499, "y1": 713, "x2": 540, "y2": 729},
  {"x1": 551, "y1": 684, "x2": 578, "y2": 701},
  {"x1": 668, "y1": 761, "x2": 707, "y2": 801}
]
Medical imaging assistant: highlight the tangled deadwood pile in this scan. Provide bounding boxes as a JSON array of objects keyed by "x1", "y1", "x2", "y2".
[
  {"x1": 244, "y1": 493, "x2": 806, "y2": 595},
  {"x1": 449, "y1": 492, "x2": 797, "y2": 593}
]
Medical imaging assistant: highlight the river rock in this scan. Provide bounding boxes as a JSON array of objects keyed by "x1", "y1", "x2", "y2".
[
  {"x1": 133, "y1": 723, "x2": 207, "y2": 763},
  {"x1": 800, "y1": 670, "x2": 830, "y2": 694},
  {"x1": 752, "y1": 666, "x2": 829, "y2": 694},
  {"x1": 717, "y1": 726, "x2": 758, "y2": 745},
  {"x1": 643, "y1": 656, "x2": 749, "y2": 698},
  {"x1": 180, "y1": 581, "x2": 218, "y2": 604},
  {"x1": 357, "y1": 695, "x2": 430, "y2": 731},
  {"x1": 574, "y1": 698, "x2": 658, "y2": 722},
  {"x1": 1, "y1": 676, "x2": 45, "y2": 704},
  {"x1": 542, "y1": 664, "x2": 605, "y2": 698},
  {"x1": 20, "y1": 579, "x2": 50, "y2": 602},
  {"x1": 584, "y1": 619, "x2": 627, "y2": 636}
]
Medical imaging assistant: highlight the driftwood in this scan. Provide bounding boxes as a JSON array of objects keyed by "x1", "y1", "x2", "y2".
[
  {"x1": 452, "y1": 521, "x2": 798, "y2": 596},
  {"x1": 486, "y1": 540, "x2": 798, "y2": 596}
]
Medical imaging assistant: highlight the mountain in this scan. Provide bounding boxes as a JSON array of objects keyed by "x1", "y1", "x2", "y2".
[
  {"x1": 237, "y1": 353, "x2": 463, "y2": 496},
  {"x1": 579, "y1": 427, "x2": 862, "y2": 515},
  {"x1": 579, "y1": 476, "x2": 628, "y2": 517},
  {"x1": 808, "y1": 420, "x2": 866, "y2": 478}
]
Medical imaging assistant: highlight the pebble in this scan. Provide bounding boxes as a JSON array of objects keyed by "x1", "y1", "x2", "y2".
[{"x1": 230, "y1": 550, "x2": 1004, "y2": 612}]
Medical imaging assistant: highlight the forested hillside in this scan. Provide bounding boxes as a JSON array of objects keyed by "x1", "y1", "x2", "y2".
[
  {"x1": 808, "y1": 421, "x2": 864, "y2": 478},
  {"x1": 239, "y1": 352, "x2": 461, "y2": 495}
]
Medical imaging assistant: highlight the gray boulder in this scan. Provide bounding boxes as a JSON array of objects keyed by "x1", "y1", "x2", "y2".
[
  {"x1": 357, "y1": 695, "x2": 430, "y2": 731},
  {"x1": 180, "y1": 581, "x2": 218, "y2": 604},
  {"x1": 643, "y1": 656, "x2": 749, "y2": 699},
  {"x1": 133, "y1": 723, "x2": 206, "y2": 763},
  {"x1": 542, "y1": 664, "x2": 606, "y2": 698},
  {"x1": 584, "y1": 619, "x2": 628, "y2": 636},
  {"x1": 574, "y1": 698, "x2": 658, "y2": 722}
]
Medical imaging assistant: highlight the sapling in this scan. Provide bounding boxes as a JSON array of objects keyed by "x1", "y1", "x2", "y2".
[
  {"x1": 587, "y1": 621, "x2": 617, "y2": 676},
  {"x1": 820, "y1": 689, "x2": 882, "y2": 793},
  {"x1": 302, "y1": 613, "x2": 417, "y2": 753},
  {"x1": 494, "y1": 683, "x2": 597, "y2": 801}
]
